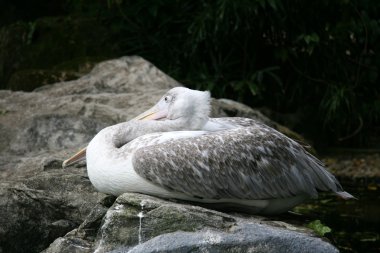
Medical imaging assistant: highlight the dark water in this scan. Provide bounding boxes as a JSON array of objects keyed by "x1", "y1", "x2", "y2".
[{"x1": 291, "y1": 179, "x2": 380, "y2": 253}]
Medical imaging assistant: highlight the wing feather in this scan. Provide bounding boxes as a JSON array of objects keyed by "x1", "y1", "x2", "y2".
[{"x1": 132, "y1": 119, "x2": 341, "y2": 200}]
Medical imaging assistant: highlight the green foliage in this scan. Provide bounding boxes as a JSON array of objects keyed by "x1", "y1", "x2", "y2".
[{"x1": 307, "y1": 220, "x2": 332, "y2": 237}]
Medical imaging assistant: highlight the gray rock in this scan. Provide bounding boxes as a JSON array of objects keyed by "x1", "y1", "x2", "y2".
[
  {"x1": 0, "y1": 56, "x2": 333, "y2": 253},
  {"x1": 45, "y1": 193, "x2": 338, "y2": 253},
  {"x1": 0, "y1": 170, "x2": 108, "y2": 253}
]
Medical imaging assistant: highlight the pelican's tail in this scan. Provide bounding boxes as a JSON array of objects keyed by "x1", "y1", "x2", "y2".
[{"x1": 335, "y1": 191, "x2": 357, "y2": 200}]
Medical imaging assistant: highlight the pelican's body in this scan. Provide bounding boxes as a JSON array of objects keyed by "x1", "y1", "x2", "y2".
[{"x1": 65, "y1": 87, "x2": 354, "y2": 214}]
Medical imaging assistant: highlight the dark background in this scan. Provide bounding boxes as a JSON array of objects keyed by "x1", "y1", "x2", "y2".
[{"x1": 0, "y1": 0, "x2": 379, "y2": 149}]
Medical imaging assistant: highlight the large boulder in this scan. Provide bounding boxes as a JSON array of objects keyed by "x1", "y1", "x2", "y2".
[{"x1": 0, "y1": 56, "x2": 334, "y2": 253}]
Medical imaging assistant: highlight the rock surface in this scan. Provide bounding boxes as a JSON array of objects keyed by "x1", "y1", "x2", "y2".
[
  {"x1": 44, "y1": 193, "x2": 338, "y2": 253},
  {"x1": 0, "y1": 56, "x2": 336, "y2": 253}
]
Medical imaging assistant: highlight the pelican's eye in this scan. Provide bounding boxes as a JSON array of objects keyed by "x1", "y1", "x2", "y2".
[{"x1": 164, "y1": 96, "x2": 171, "y2": 103}]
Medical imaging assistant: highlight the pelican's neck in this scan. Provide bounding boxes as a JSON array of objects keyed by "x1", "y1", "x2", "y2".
[{"x1": 109, "y1": 119, "x2": 193, "y2": 148}]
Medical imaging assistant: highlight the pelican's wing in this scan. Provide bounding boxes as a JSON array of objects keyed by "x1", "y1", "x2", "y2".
[{"x1": 132, "y1": 121, "x2": 343, "y2": 200}]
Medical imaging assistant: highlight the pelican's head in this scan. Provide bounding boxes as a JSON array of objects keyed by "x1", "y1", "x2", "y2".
[{"x1": 134, "y1": 87, "x2": 211, "y2": 129}]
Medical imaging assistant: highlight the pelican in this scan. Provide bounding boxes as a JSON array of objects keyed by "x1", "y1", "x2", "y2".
[{"x1": 63, "y1": 87, "x2": 354, "y2": 214}]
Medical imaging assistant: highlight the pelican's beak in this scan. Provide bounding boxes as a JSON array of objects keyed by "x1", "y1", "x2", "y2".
[
  {"x1": 132, "y1": 105, "x2": 168, "y2": 121},
  {"x1": 62, "y1": 147, "x2": 86, "y2": 168}
]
